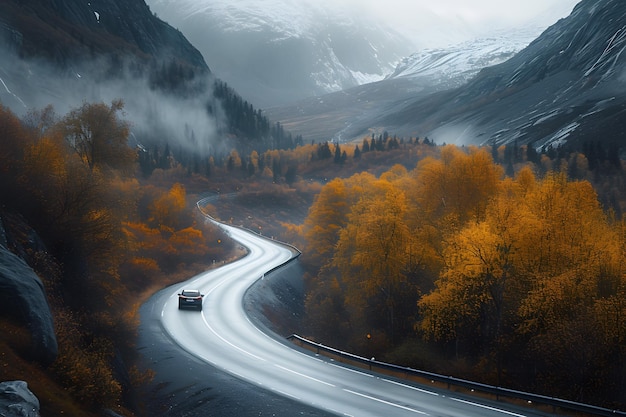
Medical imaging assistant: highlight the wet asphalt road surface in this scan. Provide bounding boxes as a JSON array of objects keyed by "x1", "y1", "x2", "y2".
[{"x1": 136, "y1": 284, "x2": 336, "y2": 417}]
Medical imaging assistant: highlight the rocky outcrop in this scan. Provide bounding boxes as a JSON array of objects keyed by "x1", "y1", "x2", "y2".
[
  {"x1": 0, "y1": 381, "x2": 40, "y2": 417},
  {"x1": 0, "y1": 244, "x2": 57, "y2": 366}
]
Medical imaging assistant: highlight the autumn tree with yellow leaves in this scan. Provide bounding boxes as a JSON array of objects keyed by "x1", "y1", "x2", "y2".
[
  {"x1": 301, "y1": 145, "x2": 626, "y2": 407},
  {"x1": 333, "y1": 180, "x2": 412, "y2": 344},
  {"x1": 60, "y1": 99, "x2": 136, "y2": 174}
]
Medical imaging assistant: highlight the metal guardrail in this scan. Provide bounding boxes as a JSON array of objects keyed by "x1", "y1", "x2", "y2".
[
  {"x1": 196, "y1": 197, "x2": 302, "y2": 263},
  {"x1": 287, "y1": 334, "x2": 626, "y2": 417}
]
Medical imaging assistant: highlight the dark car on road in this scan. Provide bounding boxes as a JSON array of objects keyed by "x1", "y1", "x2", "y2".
[{"x1": 178, "y1": 289, "x2": 204, "y2": 311}]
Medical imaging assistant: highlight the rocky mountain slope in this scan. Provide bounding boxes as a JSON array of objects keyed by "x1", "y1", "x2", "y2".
[
  {"x1": 0, "y1": 0, "x2": 207, "y2": 70},
  {"x1": 147, "y1": 0, "x2": 416, "y2": 108},
  {"x1": 366, "y1": 0, "x2": 626, "y2": 151}
]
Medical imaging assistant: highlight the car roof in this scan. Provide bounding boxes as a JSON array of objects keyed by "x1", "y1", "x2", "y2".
[{"x1": 182, "y1": 289, "x2": 200, "y2": 295}]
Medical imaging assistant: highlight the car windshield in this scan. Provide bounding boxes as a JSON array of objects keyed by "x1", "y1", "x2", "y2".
[{"x1": 183, "y1": 290, "x2": 200, "y2": 297}]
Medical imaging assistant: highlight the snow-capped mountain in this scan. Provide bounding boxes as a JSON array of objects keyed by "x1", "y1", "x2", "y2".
[
  {"x1": 147, "y1": 0, "x2": 416, "y2": 108},
  {"x1": 265, "y1": 28, "x2": 539, "y2": 143},
  {"x1": 386, "y1": 28, "x2": 542, "y2": 90}
]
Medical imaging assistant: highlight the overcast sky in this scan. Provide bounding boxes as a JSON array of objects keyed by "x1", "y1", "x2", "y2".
[{"x1": 346, "y1": 0, "x2": 582, "y2": 47}]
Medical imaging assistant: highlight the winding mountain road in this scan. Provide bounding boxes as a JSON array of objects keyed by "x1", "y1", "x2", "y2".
[{"x1": 146, "y1": 222, "x2": 554, "y2": 417}]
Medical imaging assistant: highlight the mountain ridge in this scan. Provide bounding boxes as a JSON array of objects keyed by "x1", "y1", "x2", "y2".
[{"x1": 0, "y1": 0, "x2": 213, "y2": 117}]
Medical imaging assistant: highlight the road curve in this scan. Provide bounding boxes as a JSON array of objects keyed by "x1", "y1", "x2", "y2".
[{"x1": 157, "y1": 223, "x2": 552, "y2": 417}]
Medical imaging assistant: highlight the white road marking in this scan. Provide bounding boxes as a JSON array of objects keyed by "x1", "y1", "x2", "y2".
[
  {"x1": 162, "y1": 218, "x2": 547, "y2": 417},
  {"x1": 343, "y1": 389, "x2": 428, "y2": 415},
  {"x1": 201, "y1": 313, "x2": 266, "y2": 361},
  {"x1": 329, "y1": 362, "x2": 375, "y2": 377},
  {"x1": 383, "y1": 378, "x2": 439, "y2": 396},
  {"x1": 275, "y1": 364, "x2": 335, "y2": 387},
  {"x1": 451, "y1": 397, "x2": 527, "y2": 416}
]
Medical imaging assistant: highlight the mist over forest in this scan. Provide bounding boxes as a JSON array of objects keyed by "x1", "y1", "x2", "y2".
[{"x1": 1, "y1": 45, "x2": 230, "y2": 155}]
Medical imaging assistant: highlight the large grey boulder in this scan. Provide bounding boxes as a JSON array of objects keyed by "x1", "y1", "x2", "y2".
[
  {"x1": 0, "y1": 246, "x2": 58, "y2": 365},
  {"x1": 0, "y1": 381, "x2": 40, "y2": 417}
]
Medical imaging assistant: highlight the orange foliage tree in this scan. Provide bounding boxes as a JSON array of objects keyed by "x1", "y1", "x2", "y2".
[
  {"x1": 149, "y1": 183, "x2": 187, "y2": 229},
  {"x1": 303, "y1": 178, "x2": 350, "y2": 268},
  {"x1": 419, "y1": 168, "x2": 626, "y2": 401},
  {"x1": 300, "y1": 144, "x2": 625, "y2": 405},
  {"x1": 334, "y1": 180, "x2": 412, "y2": 344}
]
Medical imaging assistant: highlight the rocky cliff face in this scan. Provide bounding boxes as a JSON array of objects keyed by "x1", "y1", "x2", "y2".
[{"x1": 0, "y1": 215, "x2": 57, "y2": 366}]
